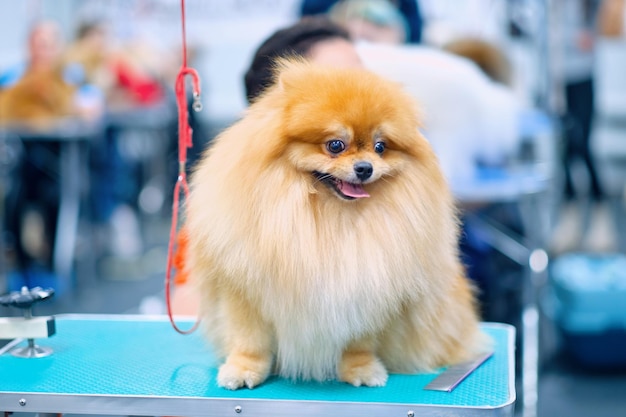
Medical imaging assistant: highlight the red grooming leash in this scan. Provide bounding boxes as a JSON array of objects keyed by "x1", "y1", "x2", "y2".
[{"x1": 165, "y1": 0, "x2": 201, "y2": 334}]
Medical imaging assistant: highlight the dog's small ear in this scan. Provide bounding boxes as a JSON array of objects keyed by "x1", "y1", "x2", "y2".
[
  {"x1": 273, "y1": 56, "x2": 309, "y2": 93},
  {"x1": 276, "y1": 72, "x2": 287, "y2": 93}
]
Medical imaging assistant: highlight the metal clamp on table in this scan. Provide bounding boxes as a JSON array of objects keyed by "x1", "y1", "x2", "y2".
[{"x1": 0, "y1": 286, "x2": 55, "y2": 358}]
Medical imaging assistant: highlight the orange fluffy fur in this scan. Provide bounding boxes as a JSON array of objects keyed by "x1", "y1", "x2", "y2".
[
  {"x1": 185, "y1": 58, "x2": 489, "y2": 390},
  {"x1": 0, "y1": 68, "x2": 76, "y2": 129}
]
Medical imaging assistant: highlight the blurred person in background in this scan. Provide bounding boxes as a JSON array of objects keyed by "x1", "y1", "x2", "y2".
[
  {"x1": 551, "y1": 0, "x2": 616, "y2": 254},
  {"x1": 0, "y1": 20, "x2": 104, "y2": 291},
  {"x1": 300, "y1": 0, "x2": 423, "y2": 43},
  {"x1": 326, "y1": 0, "x2": 411, "y2": 44},
  {"x1": 0, "y1": 20, "x2": 103, "y2": 124},
  {"x1": 64, "y1": 20, "x2": 142, "y2": 259},
  {"x1": 64, "y1": 20, "x2": 115, "y2": 99},
  {"x1": 64, "y1": 19, "x2": 174, "y2": 109},
  {"x1": 598, "y1": 0, "x2": 626, "y2": 37},
  {"x1": 64, "y1": 20, "x2": 179, "y2": 261}
]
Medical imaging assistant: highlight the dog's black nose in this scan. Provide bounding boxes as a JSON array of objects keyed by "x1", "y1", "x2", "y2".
[{"x1": 354, "y1": 161, "x2": 373, "y2": 181}]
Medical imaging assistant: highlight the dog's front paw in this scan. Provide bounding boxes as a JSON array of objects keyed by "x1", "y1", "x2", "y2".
[
  {"x1": 338, "y1": 352, "x2": 388, "y2": 387},
  {"x1": 217, "y1": 353, "x2": 272, "y2": 390}
]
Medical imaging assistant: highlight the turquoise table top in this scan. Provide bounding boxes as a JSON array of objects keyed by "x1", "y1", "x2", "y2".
[{"x1": 0, "y1": 315, "x2": 515, "y2": 416}]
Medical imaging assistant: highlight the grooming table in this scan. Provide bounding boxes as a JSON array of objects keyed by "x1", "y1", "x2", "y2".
[{"x1": 0, "y1": 315, "x2": 515, "y2": 416}]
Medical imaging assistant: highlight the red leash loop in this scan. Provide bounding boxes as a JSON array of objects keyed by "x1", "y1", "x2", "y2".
[
  {"x1": 165, "y1": 0, "x2": 201, "y2": 334},
  {"x1": 174, "y1": 68, "x2": 201, "y2": 166}
]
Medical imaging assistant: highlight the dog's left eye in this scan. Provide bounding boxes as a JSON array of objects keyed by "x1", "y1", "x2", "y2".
[
  {"x1": 326, "y1": 139, "x2": 346, "y2": 154},
  {"x1": 374, "y1": 141, "x2": 386, "y2": 154}
]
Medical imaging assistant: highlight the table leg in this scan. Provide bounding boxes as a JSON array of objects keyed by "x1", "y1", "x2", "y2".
[
  {"x1": 519, "y1": 193, "x2": 550, "y2": 417},
  {"x1": 53, "y1": 141, "x2": 81, "y2": 288}
]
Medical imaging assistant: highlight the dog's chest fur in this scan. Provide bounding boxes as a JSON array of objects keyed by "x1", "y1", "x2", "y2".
[{"x1": 244, "y1": 203, "x2": 432, "y2": 381}]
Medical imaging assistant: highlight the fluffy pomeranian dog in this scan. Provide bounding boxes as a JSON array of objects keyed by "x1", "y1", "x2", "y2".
[{"x1": 184, "y1": 58, "x2": 488, "y2": 390}]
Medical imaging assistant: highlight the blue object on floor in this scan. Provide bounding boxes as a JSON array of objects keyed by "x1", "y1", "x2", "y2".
[{"x1": 549, "y1": 253, "x2": 626, "y2": 368}]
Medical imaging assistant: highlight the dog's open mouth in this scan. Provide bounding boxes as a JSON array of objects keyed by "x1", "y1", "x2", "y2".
[{"x1": 312, "y1": 171, "x2": 370, "y2": 200}]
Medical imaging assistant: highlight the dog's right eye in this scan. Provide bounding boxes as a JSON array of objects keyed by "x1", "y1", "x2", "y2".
[{"x1": 326, "y1": 139, "x2": 346, "y2": 154}]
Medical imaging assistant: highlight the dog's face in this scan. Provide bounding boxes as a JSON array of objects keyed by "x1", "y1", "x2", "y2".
[
  {"x1": 309, "y1": 128, "x2": 389, "y2": 200},
  {"x1": 268, "y1": 59, "x2": 429, "y2": 202},
  {"x1": 298, "y1": 123, "x2": 403, "y2": 201}
]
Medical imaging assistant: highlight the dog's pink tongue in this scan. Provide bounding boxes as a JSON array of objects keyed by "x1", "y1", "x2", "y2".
[{"x1": 338, "y1": 181, "x2": 370, "y2": 198}]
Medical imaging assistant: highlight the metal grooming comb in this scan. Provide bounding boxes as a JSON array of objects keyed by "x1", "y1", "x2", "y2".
[{"x1": 424, "y1": 351, "x2": 494, "y2": 392}]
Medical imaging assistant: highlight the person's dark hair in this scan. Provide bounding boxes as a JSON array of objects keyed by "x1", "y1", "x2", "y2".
[
  {"x1": 244, "y1": 16, "x2": 351, "y2": 104},
  {"x1": 75, "y1": 20, "x2": 105, "y2": 41}
]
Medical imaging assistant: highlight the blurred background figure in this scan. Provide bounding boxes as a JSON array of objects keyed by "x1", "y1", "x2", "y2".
[
  {"x1": 301, "y1": 0, "x2": 424, "y2": 43},
  {"x1": 327, "y1": 0, "x2": 411, "y2": 43},
  {"x1": 64, "y1": 20, "x2": 115, "y2": 103},
  {"x1": 551, "y1": 0, "x2": 617, "y2": 254},
  {"x1": 597, "y1": 0, "x2": 626, "y2": 37},
  {"x1": 0, "y1": 19, "x2": 105, "y2": 292},
  {"x1": 0, "y1": 20, "x2": 63, "y2": 89},
  {"x1": 0, "y1": 20, "x2": 100, "y2": 125},
  {"x1": 64, "y1": 19, "x2": 174, "y2": 110},
  {"x1": 64, "y1": 18, "x2": 178, "y2": 264}
]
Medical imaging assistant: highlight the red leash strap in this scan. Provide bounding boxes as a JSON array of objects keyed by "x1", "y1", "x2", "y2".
[{"x1": 165, "y1": 0, "x2": 201, "y2": 334}]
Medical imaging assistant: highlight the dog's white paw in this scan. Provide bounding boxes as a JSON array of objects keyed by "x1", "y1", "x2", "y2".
[
  {"x1": 339, "y1": 356, "x2": 388, "y2": 387},
  {"x1": 217, "y1": 362, "x2": 268, "y2": 390}
]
